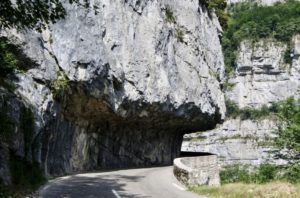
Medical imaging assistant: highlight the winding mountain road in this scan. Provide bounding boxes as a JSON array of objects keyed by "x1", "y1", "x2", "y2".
[{"x1": 38, "y1": 166, "x2": 204, "y2": 198}]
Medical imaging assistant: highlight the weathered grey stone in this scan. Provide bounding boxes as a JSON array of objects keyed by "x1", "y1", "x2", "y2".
[
  {"x1": 182, "y1": 118, "x2": 287, "y2": 166},
  {"x1": 0, "y1": 0, "x2": 225, "y2": 178},
  {"x1": 226, "y1": 39, "x2": 300, "y2": 108},
  {"x1": 183, "y1": 36, "x2": 300, "y2": 167},
  {"x1": 173, "y1": 155, "x2": 220, "y2": 186}
]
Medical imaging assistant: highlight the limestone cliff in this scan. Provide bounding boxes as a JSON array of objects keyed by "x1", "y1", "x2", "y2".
[
  {"x1": 183, "y1": 36, "x2": 300, "y2": 166},
  {"x1": 0, "y1": 0, "x2": 225, "y2": 183}
]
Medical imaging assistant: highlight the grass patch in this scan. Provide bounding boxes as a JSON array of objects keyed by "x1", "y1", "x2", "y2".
[
  {"x1": 190, "y1": 182, "x2": 300, "y2": 198},
  {"x1": 223, "y1": 1, "x2": 300, "y2": 74},
  {"x1": 220, "y1": 163, "x2": 300, "y2": 185},
  {"x1": 220, "y1": 164, "x2": 278, "y2": 184}
]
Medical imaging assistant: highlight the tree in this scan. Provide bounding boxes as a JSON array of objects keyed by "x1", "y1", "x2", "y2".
[
  {"x1": 0, "y1": 0, "x2": 66, "y2": 31},
  {"x1": 0, "y1": 0, "x2": 89, "y2": 79},
  {"x1": 275, "y1": 97, "x2": 300, "y2": 156},
  {"x1": 0, "y1": 0, "x2": 90, "y2": 31}
]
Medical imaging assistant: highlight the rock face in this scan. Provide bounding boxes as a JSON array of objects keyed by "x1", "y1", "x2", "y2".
[
  {"x1": 183, "y1": 37, "x2": 300, "y2": 166},
  {"x1": 227, "y1": 39, "x2": 300, "y2": 108},
  {"x1": 0, "y1": 89, "x2": 34, "y2": 184},
  {"x1": 182, "y1": 119, "x2": 283, "y2": 166},
  {"x1": 0, "y1": 0, "x2": 225, "y2": 182}
]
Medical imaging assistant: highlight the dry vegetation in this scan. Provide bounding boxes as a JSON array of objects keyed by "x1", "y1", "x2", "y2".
[{"x1": 190, "y1": 182, "x2": 300, "y2": 198}]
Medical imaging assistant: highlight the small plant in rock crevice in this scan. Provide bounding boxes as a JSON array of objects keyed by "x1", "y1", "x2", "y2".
[
  {"x1": 176, "y1": 28, "x2": 185, "y2": 43},
  {"x1": 165, "y1": 7, "x2": 176, "y2": 24},
  {"x1": 51, "y1": 70, "x2": 70, "y2": 100}
]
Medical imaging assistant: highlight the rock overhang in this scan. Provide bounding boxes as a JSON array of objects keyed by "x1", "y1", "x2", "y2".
[{"x1": 0, "y1": 0, "x2": 226, "y2": 175}]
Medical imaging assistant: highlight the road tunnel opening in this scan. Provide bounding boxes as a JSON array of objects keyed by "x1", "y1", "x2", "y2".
[{"x1": 180, "y1": 151, "x2": 215, "y2": 157}]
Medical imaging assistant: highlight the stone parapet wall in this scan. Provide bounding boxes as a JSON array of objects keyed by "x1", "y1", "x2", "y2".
[{"x1": 173, "y1": 155, "x2": 220, "y2": 186}]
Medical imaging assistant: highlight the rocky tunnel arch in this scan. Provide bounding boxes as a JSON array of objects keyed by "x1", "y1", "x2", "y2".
[{"x1": 40, "y1": 84, "x2": 223, "y2": 176}]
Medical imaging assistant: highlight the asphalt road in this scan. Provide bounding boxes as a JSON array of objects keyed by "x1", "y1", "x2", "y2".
[{"x1": 37, "y1": 166, "x2": 205, "y2": 198}]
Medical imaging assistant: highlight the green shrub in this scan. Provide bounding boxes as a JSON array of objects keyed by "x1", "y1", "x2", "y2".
[
  {"x1": 274, "y1": 97, "x2": 300, "y2": 154},
  {"x1": 52, "y1": 71, "x2": 70, "y2": 100},
  {"x1": 223, "y1": 1, "x2": 300, "y2": 73},
  {"x1": 221, "y1": 163, "x2": 300, "y2": 184},
  {"x1": 0, "y1": 37, "x2": 38, "y2": 77},
  {"x1": 225, "y1": 99, "x2": 240, "y2": 118},
  {"x1": 220, "y1": 164, "x2": 278, "y2": 184},
  {"x1": 201, "y1": 0, "x2": 229, "y2": 29},
  {"x1": 225, "y1": 99, "x2": 281, "y2": 120},
  {"x1": 284, "y1": 45, "x2": 293, "y2": 65},
  {"x1": 273, "y1": 98, "x2": 300, "y2": 173},
  {"x1": 220, "y1": 164, "x2": 253, "y2": 184},
  {"x1": 176, "y1": 28, "x2": 185, "y2": 43},
  {"x1": 256, "y1": 163, "x2": 278, "y2": 183},
  {"x1": 165, "y1": 7, "x2": 175, "y2": 23},
  {"x1": 281, "y1": 163, "x2": 300, "y2": 183}
]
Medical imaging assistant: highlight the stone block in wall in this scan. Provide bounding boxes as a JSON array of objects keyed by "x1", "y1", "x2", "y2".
[{"x1": 173, "y1": 155, "x2": 220, "y2": 186}]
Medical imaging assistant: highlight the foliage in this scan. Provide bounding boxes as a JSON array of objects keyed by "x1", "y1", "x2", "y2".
[
  {"x1": 272, "y1": 97, "x2": 300, "y2": 177},
  {"x1": 176, "y1": 28, "x2": 185, "y2": 43},
  {"x1": 284, "y1": 45, "x2": 293, "y2": 65},
  {"x1": 225, "y1": 98, "x2": 280, "y2": 120},
  {"x1": 0, "y1": 0, "x2": 64, "y2": 30},
  {"x1": 281, "y1": 163, "x2": 300, "y2": 183},
  {"x1": 256, "y1": 163, "x2": 278, "y2": 183},
  {"x1": 189, "y1": 182, "x2": 300, "y2": 198},
  {"x1": 165, "y1": 7, "x2": 176, "y2": 23},
  {"x1": 222, "y1": 81, "x2": 235, "y2": 91},
  {"x1": 225, "y1": 99, "x2": 240, "y2": 118},
  {"x1": 0, "y1": 0, "x2": 90, "y2": 31},
  {"x1": 220, "y1": 163, "x2": 300, "y2": 184},
  {"x1": 274, "y1": 97, "x2": 300, "y2": 154},
  {"x1": 52, "y1": 71, "x2": 70, "y2": 100},
  {"x1": 220, "y1": 164, "x2": 254, "y2": 184},
  {"x1": 220, "y1": 164, "x2": 278, "y2": 184},
  {"x1": 0, "y1": 37, "x2": 37, "y2": 78},
  {"x1": 223, "y1": 1, "x2": 300, "y2": 74},
  {"x1": 201, "y1": 0, "x2": 229, "y2": 29}
]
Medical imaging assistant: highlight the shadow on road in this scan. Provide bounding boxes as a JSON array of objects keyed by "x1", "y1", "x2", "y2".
[{"x1": 40, "y1": 174, "x2": 150, "y2": 198}]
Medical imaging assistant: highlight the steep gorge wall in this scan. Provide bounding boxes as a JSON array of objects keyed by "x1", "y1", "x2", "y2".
[
  {"x1": 0, "y1": 0, "x2": 225, "y2": 182},
  {"x1": 183, "y1": 36, "x2": 300, "y2": 166}
]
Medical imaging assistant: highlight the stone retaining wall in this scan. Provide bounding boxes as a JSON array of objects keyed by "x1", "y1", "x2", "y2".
[{"x1": 173, "y1": 155, "x2": 220, "y2": 186}]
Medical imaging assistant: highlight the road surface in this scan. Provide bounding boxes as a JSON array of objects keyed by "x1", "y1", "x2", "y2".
[{"x1": 38, "y1": 166, "x2": 205, "y2": 198}]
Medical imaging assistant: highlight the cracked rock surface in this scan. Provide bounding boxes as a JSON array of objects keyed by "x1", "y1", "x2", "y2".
[{"x1": 0, "y1": 0, "x2": 225, "y2": 181}]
